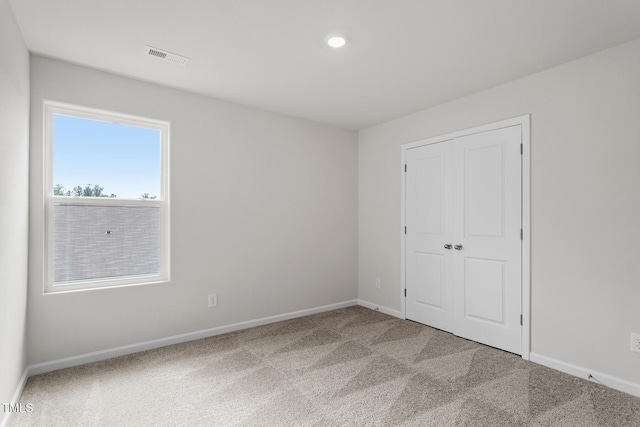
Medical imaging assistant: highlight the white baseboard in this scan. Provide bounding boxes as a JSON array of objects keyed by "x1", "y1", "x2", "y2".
[
  {"x1": 357, "y1": 299, "x2": 403, "y2": 319},
  {"x1": 529, "y1": 352, "x2": 640, "y2": 398},
  {"x1": 0, "y1": 368, "x2": 29, "y2": 427},
  {"x1": 28, "y1": 299, "x2": 358, "y2": 377}
]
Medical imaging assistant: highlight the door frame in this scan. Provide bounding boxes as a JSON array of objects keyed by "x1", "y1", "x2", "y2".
[{"x1": 400, "y1": 115, "x2": 531, "y2": 360}]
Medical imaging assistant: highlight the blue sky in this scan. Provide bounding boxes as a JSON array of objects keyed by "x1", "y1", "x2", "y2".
[{"x1": 53, "y1": 114, "x2": 161, "y2": 199}]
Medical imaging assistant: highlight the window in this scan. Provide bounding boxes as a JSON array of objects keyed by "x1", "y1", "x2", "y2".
[{"x1": 44, "y1": 101, "x2": 169, "y2": 292}]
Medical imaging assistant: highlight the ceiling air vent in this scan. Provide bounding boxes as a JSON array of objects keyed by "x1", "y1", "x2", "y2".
[{"x1": 144, "y1": 46, "x2": 189, "y2": 65}]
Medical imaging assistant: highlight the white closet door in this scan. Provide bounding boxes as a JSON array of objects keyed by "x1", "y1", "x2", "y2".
[
  {"x1": 452, "y1": 125, "x2": 522, "y2": 354},
  {"x1": 405, "y1": 125, "x2": 522, "y2": 355},
  {"x1": 405, "y1": 139, "x2": 454, "y2": 332}
]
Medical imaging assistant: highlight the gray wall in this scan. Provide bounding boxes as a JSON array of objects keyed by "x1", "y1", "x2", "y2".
[
  {"x1": 0, "y1": 0, "x2": 30, "y2": 407},
  {"x1": 28, "y1": 55, "x2": 358, "y2": 364},
  {"x1": 358, "y1": 39, "x2": 640, "y2": 385}
]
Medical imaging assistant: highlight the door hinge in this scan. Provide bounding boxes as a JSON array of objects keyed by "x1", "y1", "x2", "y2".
[
  {"x1": 520, "y1": 229, "x2": 523, "y2": 240},
  {"x1": 520, "y1": 314, "x2": 523, "y2": 326},
  {"x1": 404, "y1": 164, "x2": 407, "y2": 172},
  {"x1": 404, "y1": 226, "x2": 407, "y2": 234},
  {"x1": 520, "y1": 143, "x2": 523, "y2": 155},
  {"x1": 404, "y1": 289, "x2": 407, "y2": 297}
]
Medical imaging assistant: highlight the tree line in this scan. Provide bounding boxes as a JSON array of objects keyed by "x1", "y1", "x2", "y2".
[{"x1": 53, "y1": 184, "x2": 156, "y2": 199}]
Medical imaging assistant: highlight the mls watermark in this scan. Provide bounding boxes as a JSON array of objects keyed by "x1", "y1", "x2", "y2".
[{"x1": 2, "y1": 403, "x2": 33, "y2": 413}]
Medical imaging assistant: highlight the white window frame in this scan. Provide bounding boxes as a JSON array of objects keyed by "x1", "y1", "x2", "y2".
[{"x1": 43, "y1": 100, "x2": 170, "y2": 293}]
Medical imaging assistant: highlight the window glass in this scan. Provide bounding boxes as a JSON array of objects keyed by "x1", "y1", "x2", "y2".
[
  {"x1": 54, "y1": 204, "x2": 161, "y2": 283},
  {"x1": 53, "y1": 114, "x2": 161, "y2": 199}
]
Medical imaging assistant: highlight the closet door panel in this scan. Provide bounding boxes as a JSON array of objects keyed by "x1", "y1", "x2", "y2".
[
  {"x1": 405, "y1": 140, "x2": 454, "y2": 332},
  {"x1": 453, "y1": 125, "x2": 522, "y2": 354}
]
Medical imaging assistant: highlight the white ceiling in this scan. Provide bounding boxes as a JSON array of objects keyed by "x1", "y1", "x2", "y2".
[{"x1": 9, "y1": 0, "x2": 640, "y2": 130}]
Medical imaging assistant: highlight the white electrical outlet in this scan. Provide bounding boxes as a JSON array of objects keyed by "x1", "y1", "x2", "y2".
[
  {"x1": 375, "y1": 278, "x2": 381, "y2": 289},
  {"x1": 208, "y1": 294, "x2": 218, "y2": 308},
  {"x1": 631, "y1": 333, "x2": 640, "y2": 353}
]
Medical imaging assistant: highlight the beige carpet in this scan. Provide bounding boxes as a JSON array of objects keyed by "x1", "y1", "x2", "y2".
[{"x1": 11, "y1": 306, "x2": 640, "y2": 426}]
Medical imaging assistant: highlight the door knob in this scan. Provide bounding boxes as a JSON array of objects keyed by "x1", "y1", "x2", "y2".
[
  {"x1": 454, "y1": 244, "x2": 463, "y2": 250},
  {"x1": 444, "y1": 243, "x2": 452, "y2": 250}
]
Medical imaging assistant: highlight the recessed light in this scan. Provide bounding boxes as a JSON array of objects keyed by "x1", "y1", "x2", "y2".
[{"x1": 326, "y1": 34, "x2": 347, "y2": 48}]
